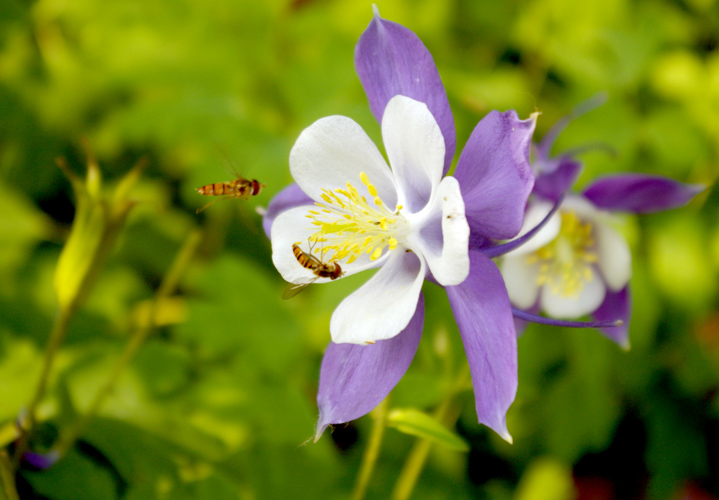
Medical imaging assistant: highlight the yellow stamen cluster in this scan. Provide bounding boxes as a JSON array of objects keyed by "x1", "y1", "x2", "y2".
[
  {"x1": 526, "y1": 211, "x2": 598, "y2": 298},
  {"x1": 306, "y1": 172, "x2": 407, "y2": 264}
]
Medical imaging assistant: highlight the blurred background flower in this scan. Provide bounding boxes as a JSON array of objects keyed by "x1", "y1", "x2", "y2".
[{"x1": 0, "y1": 0, "x2": 717, "y2": 498}]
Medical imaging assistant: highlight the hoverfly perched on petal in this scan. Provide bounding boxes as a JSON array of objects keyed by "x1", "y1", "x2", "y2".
[
  {"x1": 282, "y1": 241, "x2": 343, "y2": 299},
  {"x1": 195, "y1": 176, "x2": 265, "y2": 214}
]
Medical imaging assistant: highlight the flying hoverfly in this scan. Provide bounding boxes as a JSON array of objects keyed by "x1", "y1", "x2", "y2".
[
  {"x1": 282, "y1": 242, "x2": 343, "y2": 299},
  {"x1": 195, "y1": 176, "x2": 265, "y2": 214}
]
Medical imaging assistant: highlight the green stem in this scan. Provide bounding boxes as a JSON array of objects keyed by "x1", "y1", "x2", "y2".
[
  {"x1": 391, "y1": 365, "x2": 470, "y2": 500},
  {"x1": 12, "y1": 300, "x2": 77, "y2": 467},
  {"x1": 54, "y1": 230, "x2": 202, "y2": 457},
  {"x1": 351, "y1": 396, "x2": 391, "y2": 500}
]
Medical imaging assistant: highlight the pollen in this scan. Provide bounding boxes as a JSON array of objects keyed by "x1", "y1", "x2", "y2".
[
  {"x1": 530, "y1": 211, "x2": 598, "y2": 298},
  {"x1": 306, "y1": 172, "x2": 408, "y2": 265}
]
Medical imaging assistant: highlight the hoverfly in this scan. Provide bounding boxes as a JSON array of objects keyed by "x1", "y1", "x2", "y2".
[
  {"x1": 195, "y1": 177, "x2": 265, "y2": 214},
  {"x1": 282, "y1": 242, "x2": 343, "y2": 299}
]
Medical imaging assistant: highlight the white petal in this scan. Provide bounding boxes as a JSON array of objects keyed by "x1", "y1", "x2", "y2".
[
  {"x1": 594, "y1": 221, "x2": 632, "y2": 291},
  {"x1": 540, "y1": 270, "x2": 607, "y2": 318},
  {"x1": 561, "y1": 194, "x2": 621, "y2": 230},
  {"x1": 504, "y1": 200, "x2": 562, "y2": 257},
  {"x1": 271, "y1": 207, "x2": 386, "y2": 284},
  {"x1": 382, "y1": 96, "x2": 445, "y2": 214},
  {"x1": 290, "y1": 115, "x2": 398, "y2": 208},
  {"x1": 330, "y1": 251, "x2": 425, "y2": 344},
  {"x1": 500, "y1": 255, "x2": 541, "y2": 309},
  {"x1": 408, "y1": 177, "x2": 469, "y2": 286}
]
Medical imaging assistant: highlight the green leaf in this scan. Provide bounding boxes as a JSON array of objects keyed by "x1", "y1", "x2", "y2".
[{"x1": 387, "y1": 408, "x2": 469, "y2": 452}]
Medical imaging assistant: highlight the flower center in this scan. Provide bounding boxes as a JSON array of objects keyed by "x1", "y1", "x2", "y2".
[
  {"x1": 526, "y1": 211, "x2": 598, "y2": 298},
  {"x1": 305, "y1": 172, "x2": 409, "y2": 264}
]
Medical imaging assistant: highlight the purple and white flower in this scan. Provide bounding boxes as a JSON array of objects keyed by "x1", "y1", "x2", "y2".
[
  {"x1": 265, "y1": 9, "x2": 536, "y2": 441},
  {"x1": 501, "y1": 106, "x2": 704, "y2": 348},
  {"x1": 272, "y1": 94, "x2": 470, "y2": 345}
]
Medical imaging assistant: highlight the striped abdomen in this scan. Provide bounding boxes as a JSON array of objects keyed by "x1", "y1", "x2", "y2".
[
  {"x1": 196, "y1": 178, "x2": 264, "y2": 199},
  {"x1": 292, "y1": 243, "x2": 342, "y2": 280}
]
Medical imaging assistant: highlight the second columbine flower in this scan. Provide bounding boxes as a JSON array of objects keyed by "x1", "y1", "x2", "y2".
[
  {"x1": 502, "y1": 103, "x2": 704, "y2": 347},
  {"x1": 272, "y1": 94, "x2": 470, "y2": 345}
]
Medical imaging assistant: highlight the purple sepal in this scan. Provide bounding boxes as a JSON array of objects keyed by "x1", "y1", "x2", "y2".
[
  {"x1": 355, "y1": 12, "x2": 455, "y2": 175},
  {"x1": 454, "y1": 110, "x2": 535, "y2": 242},
  {"x1": 315, "y1": 294, "x2": 425, "y2": 440},
  {"x1": 23, "y1": 450, "x2": 60, "y2": 470},
  {"x1": 262, "y1": 183, "x2": 313, "y2": 239},
  {"x1": 532, "y1": 156, "x2": 583, "y2": 202},
  {"x1": 583, "y1": 174, "x2": 704, "y2": 214},
  {"x1": 446, "y1": 251, "x2": 516, "y2": 441},
  {"x1": 592, "y1": 286, "x2": 631, "y2": 349}
]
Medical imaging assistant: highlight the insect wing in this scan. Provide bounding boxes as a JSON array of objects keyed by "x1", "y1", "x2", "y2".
[
  {"x1": 282, "y1": 280, "x2": 313, "y2": 300},
  {"x1": 217, "y1": 149, "x2": 263, "y2": 198}
]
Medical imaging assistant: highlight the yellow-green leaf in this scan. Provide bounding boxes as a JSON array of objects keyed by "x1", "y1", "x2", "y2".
[{"x1": 387, "y1": 408, "x2": 469, "y2": 452}]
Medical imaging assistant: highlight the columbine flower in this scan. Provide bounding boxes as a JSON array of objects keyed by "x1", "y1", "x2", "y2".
[
  {"x1": 501, "y1": 104, "x2": 704, "y2": 348},
  {"x1": 272, "y1": 94, "x2": 470, "y2": 344},
  {"x1": 265, "y1": 9, "x2": 536, "y2": 441}
]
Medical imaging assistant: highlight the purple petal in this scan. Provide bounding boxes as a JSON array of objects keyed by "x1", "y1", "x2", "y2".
[
  {"x1": 454, "y1": 110, "x2": 536, "y2": 241},
  {"x1": 262, "y1": 183, "x2": 313, "y2": 238},
  {"x1": 315, "y1": 294, "x2": 424, "y2": 440},
  {"x1": 532, "y1": 156, "x2": 583, "y2": 202},
  {"x1": 592, "y1": 285, "x2": 631, "y2": 349},
  {"x1": 445, "y1": 251, "x2": 517, "y2": 441},
  {"x1": 583, "y1": 174, "x2": 704, "y2": 214},
  {"x1": 355, "y1": 11, "x2": 455, "y2": 175}
]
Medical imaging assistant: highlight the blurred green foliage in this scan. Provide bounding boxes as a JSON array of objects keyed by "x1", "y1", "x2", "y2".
[{"x1": 0, "y1": 0, "x2": 717, "y2": 498}]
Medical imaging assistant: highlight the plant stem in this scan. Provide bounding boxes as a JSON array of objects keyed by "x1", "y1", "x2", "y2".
[
  {"x1": 54, "y1": 229, "x2": 202, "y2": 457},
  {"x1": 351, "y1": 397, "x2": 391, "y2": 500},
  {"x1": 390, "y1": 365, "x2": 470, "y2": 500},
  {"x1": 12, "y1": 300, "x2": 77, "y2": 467}
]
